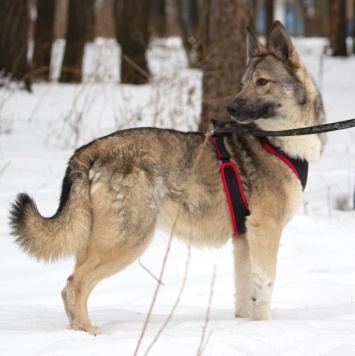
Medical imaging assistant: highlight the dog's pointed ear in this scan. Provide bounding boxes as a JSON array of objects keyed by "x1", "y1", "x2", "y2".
[
  {"x1": 268, "y1": 21, "x2": 300, "y2": 67},
  {"x1": 246, "y1": 27, "x2": 266, "y2": 61}
]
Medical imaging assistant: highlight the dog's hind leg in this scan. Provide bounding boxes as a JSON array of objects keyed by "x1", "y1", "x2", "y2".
[
  {"x1": 61, "y1": 163, "x2": 163, "y2": 334},
  {"x1": 246, "y1": 215, "x2": 282, "y2": 320},
  {"x1": 62, "y1": 230, "x2": 154, "y2": 335},
  {"x1": 233, "y1": 234, "x2": 251, "y2": 318},
  {"x1": 61, "y1": 186, "x2": 157, "y2": 334}
]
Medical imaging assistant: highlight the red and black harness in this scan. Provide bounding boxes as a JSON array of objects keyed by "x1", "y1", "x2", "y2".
[{"x1": 209, "y1": 133, "x2": 308, "y2": 237}]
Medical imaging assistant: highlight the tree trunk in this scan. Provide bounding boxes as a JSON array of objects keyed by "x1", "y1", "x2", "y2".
[
  {"x1": 313, "y1": 0, "x2": 329, "y2": 36},
  {"x1": 0, "y1": 0, "x2": 31, "y2": 89},
  {"x1": 199, "y1": 0, "x2": 250, "y2": 133},
  {"x1": 297, "y1": 0, "x2": 312, "y2": 36},
  {"x1": 329, "y1": 0, "x2": 347, "y2": 56},
  {"x1": 59, "y1": 0, "x2": 95, "y2": 83},
  {"x1": 186, "y1": 0, "x2": 199, "y2": 39},
  {"x1": 32, "y1": 0, "x2": 55, "y2": 80},
  {"x1": 265, "y1": 0, "x2": 274, "y2": 45},
  {"x1": 115, "y1": 0, "x2": 151, "y2": 84},
  {"x1": 150, "y1": 0, "x2": 166, "y2": 37},
  {"x1": 95, "y1": 0, "x2": 116, "y2": 38},
  {"x1": 249, "y1": 0, "x2": 258, "y2": 31}
]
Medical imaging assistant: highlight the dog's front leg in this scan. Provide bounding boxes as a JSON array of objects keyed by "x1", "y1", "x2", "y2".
[
  {"x1": 246, "y1": 216, "x2": 281, "y2": 320},
  {"x1": 233, "y1": 234, "x2": 251, "y2": 318}
]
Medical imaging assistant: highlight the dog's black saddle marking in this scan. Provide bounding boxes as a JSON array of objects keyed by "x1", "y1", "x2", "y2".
[{"x1": 209, "y1": 134, "x2": 308, "y2": 237}]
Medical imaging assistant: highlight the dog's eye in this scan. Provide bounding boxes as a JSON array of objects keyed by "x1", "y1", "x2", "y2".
[{"x1": 257, "y1": 78, "x2": 269, "y2": 86}]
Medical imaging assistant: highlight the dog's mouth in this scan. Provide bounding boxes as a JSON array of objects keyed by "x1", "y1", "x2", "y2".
[
  {"x1": 256, "y1": 106, "x2": 271, "y2": 119},
  {"x1": 229, "y1": 107, "x2": 273, "y2": 124},
  {"x1": 227, "y1": 102, "x2": 275, "y2": 124},
  {"x1": 233, "y1": 117, "x2": 256, "y2": 125}
]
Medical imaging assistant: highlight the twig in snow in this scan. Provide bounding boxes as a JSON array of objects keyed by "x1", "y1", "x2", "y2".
[
  {"x1": 196, "y1": 265, "x2": 216, "y2": 356},
  {"x1": 0, "y1": 161, "x2": 11, "y2": 177},
  {"x1": 138, "y1": 259, "x2": 165, "y2": 286},
  {"x1": 143, "y1": 240, "x2": 192, "y2": 356},
  {"x1": 133, "y1": 206, "x2": 181, "y2": 356}
]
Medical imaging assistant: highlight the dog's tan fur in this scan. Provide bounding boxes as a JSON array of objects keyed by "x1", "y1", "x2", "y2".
[{"x1": 9, "y1": 22, "x2": 325, "y2": 335}]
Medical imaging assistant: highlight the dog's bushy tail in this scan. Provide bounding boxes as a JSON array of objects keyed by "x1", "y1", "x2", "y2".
[{"x1": 9, "y1": 151, "x2": 94, "y2": 262}]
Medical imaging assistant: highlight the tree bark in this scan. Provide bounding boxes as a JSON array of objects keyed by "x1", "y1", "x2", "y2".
[
  {"x1": 59, "y1": 0, "x2": 95, "y2": 83},
  {"x1": 150, "y1": 0, "x2": 166, "y2": 37},
  {"x1": 186, "y1": 0, "x2": 199, "y2": 39},
  {"x1": 265, "y1": 0, "x2": 274, "y2": 45},
  {"x1": 95, "y1": 0, "x2": 116, "y2": 38},
  {"x1": 32, "y1": 0, "x2": 55, "y2": 80},
  {"x1": 199, "y1": 0, "x2": 250, "y2": 133},
  {"x1": 0, "y1": 0, "x2": 31, "y2": 89},
  {"x1": 115, "y1": 0, "x2": 151, "y2": 84},
  {"x1": 313, "y1": 0, "x2": 329, "y2": 37},
  {"x1": 296, "y1": 0, "x2": 312, "y2": 36},
  {"x1": 329, "y1": 0, "x2": 347, "y2": 56}
]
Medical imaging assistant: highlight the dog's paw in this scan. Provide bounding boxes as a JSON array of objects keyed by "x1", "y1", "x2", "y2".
[
  {"x1": 234, "y1": 307, "x2": 250, "y2": 319},
  {"x1": 250, "y1": 305, "x2": 272, "y2": 321}
]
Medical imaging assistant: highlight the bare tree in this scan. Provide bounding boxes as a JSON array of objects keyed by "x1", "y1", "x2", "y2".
[
  {"x1": 329, "y1": 0, "x2": 347, "y2": 56},
  {"x1": 199, "y1": 0, "x2": 251, "y2": 132},
  {"x1": 115, "y1": 0, "x2": 151, "y2": 84},
  {"x1": 150, "y1": 0, "x2": 166, "y2": 37},
  {"x1": 297, "y1": 0, "x2": 312, "y2": 36},
  {"x1": 32, "y1": 0, "x2": 55, "y2": 80},
  {"x1": 265, "y1": 0, "x2": 274, "y2": 45},
  {"x1": 59, "y1": 0, "x2": 95, "y2": 83},
  {"x1": 0, "y1": 0, "x2": 31, "y2": 90},
  {"x1": 186, "y1": 0, "x2": 199, "y2": 38},
  {"x1": 95, "y1": 0, "x2": 116, "y2": 38},
  {"x1": 313, "y1": 0, "x2": 329, "y2": 37},
  {"x1": 297, "y1": 0, "x2": 330, "y2": 37}
]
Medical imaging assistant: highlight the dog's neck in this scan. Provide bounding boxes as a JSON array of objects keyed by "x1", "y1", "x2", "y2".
[
  {"x1": 255, "y1": 117, "x2": 324, "y2": 162},
  {"x1": 266, "y1": 134, "x2": 322, "y2": 162}
]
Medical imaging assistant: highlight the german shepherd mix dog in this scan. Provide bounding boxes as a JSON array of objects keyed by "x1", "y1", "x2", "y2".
[{"x1": 10, "y1": 21, "x2": 325, "y2": 335}]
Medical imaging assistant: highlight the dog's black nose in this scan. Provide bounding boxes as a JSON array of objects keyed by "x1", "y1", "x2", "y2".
[
  {"x1": 226, "y1": 101, "x2": 239, "y2": 117},
  {"x1": 227, "y1": 99, "x2": 245, "y2": 117}
]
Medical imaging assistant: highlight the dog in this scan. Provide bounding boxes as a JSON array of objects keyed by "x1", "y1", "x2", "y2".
[{"x1": 9, "y1": 21, "x2": 325, "y2": 335}]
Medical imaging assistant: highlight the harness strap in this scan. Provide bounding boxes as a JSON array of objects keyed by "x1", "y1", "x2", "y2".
[
  {"x1": 261, "y1": 141, "x2": 308, "y2": 190},
  {"x1": 209, "y1": 135, "x2": 250, "y2": 236},
  {"x1": 209, "y1": 134, "x2": 309, "y2": 237}
]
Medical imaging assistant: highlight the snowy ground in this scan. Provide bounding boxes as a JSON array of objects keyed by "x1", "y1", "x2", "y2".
[{"x1": 0, "y1": 37, "x2": 355, "y2": 356}]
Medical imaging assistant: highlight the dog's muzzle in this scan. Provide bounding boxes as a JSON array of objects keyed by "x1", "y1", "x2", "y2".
[
  {"x1": 226, "y1": 100, "x2": 256, "y2": 124},
  {"x1": 226, "y1": 100, "x2": 242, "y2": 117}
]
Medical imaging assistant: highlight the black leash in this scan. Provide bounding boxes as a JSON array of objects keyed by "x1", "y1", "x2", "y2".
[{"x1": 212, "y1": 118, "x2": 355, "y2": 137}]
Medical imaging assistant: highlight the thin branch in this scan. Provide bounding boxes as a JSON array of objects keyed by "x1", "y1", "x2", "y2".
[
  {"x1": 200, "y1": 330, "x2": 214, "y2": 355},
  {"x1": 0, "y1": 161, "x2": 11, "y2": 177},
  {"x1": 138, "y1": 259, "x2": 165, "y2": 286},
  {"x1": 196, "y1": 265, "x2": 216, "y2": 356},
  {"x1": 122, "y1": 54, "x2": 150, "y2": 80},
  {"x1": 194, "y1": 0, "x2": 211, "y2": 66},
  {"x1": 144, "y1": 241, "x2": 192, "y2": 355},
  {"x1": 133, "y1": 206, "x2": 181, "y2": 356}
]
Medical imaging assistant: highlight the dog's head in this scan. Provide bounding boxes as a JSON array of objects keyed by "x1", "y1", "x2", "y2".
[{"x1": 226, "y1": 21, "x2": 312, "y2": 126}]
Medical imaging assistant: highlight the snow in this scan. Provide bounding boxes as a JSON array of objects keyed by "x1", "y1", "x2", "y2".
[{"x1": 1, "y1": 36, "x2": 355, "y2": 355}]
